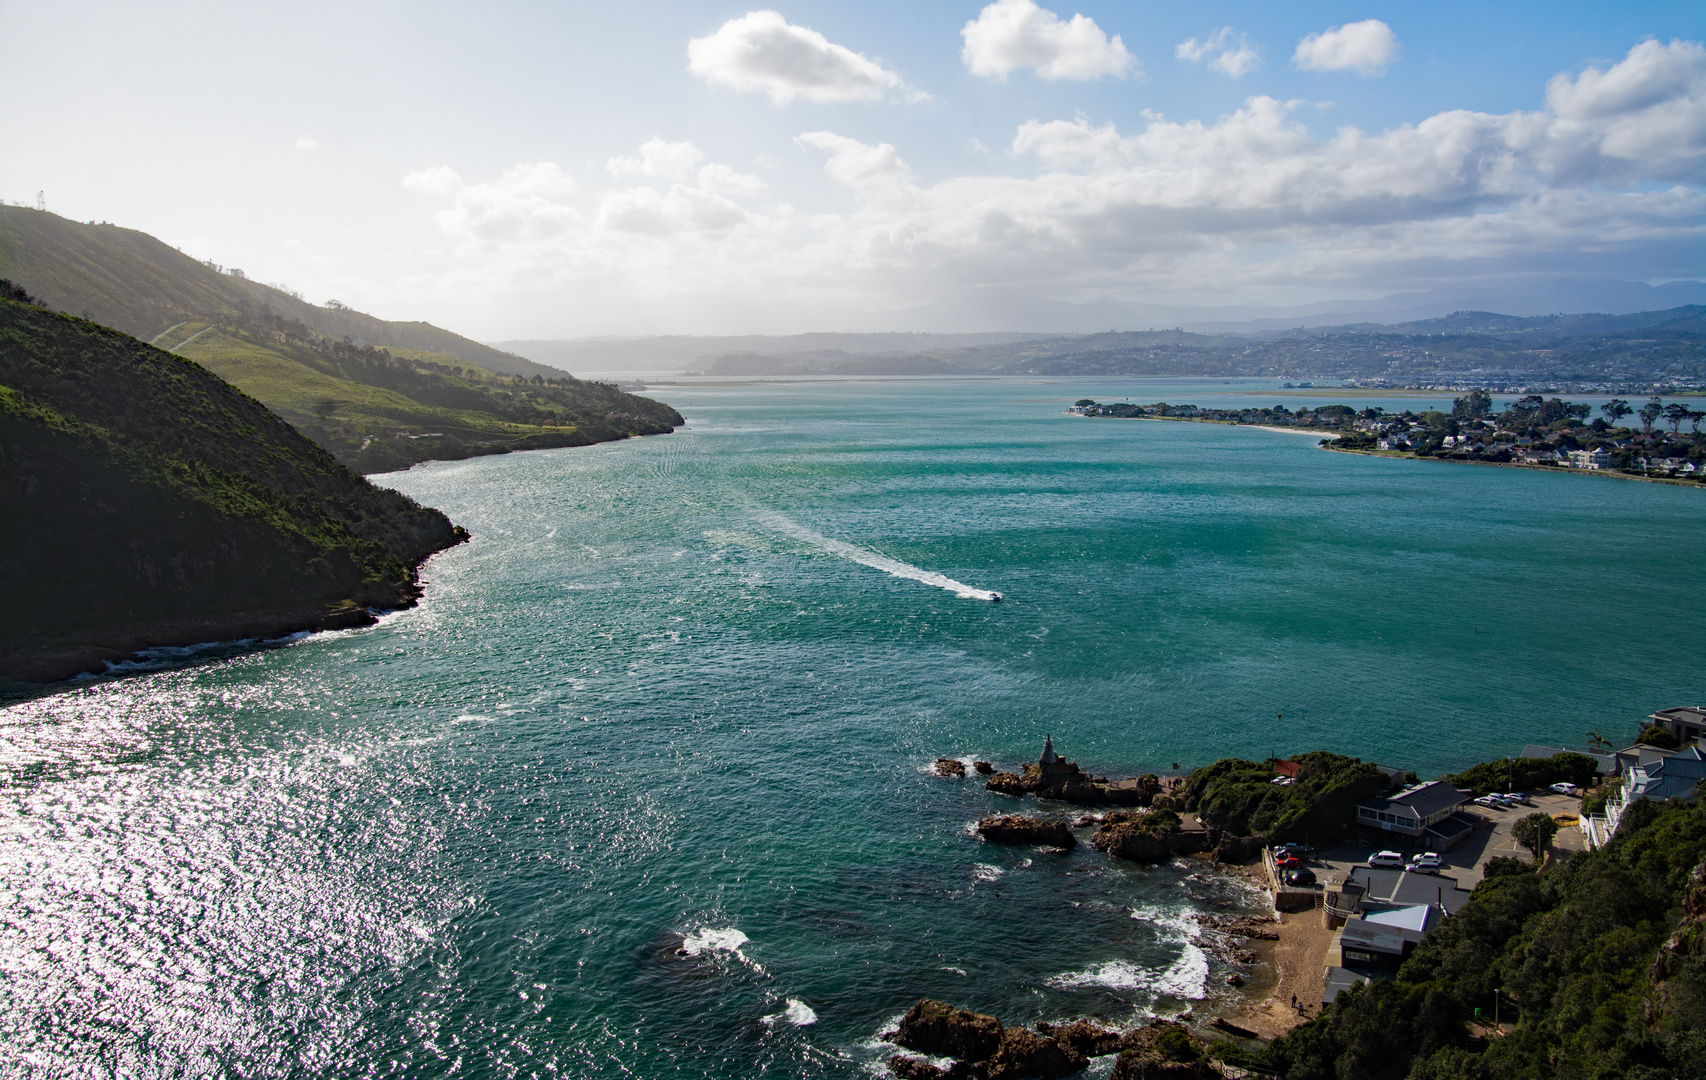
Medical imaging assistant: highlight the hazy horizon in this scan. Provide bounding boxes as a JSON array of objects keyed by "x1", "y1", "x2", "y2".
[{"x1": 3, "y1": 1, "x2": 1700, "y2": 339}]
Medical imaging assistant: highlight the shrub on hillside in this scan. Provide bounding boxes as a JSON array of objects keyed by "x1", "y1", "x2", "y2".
[
  {"x1": 1443, "y1": 753, "x2": 1599, "y2": 796},
  {"x1": 1187, "y1": 751, "x2": 1389, "y2": 842}
]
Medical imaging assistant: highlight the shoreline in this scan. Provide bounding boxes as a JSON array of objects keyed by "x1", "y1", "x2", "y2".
[
  {"x1": 0, "y1": 531, "x2": 470, "y2": 685},
  {"x1": 1199, "y1": 860, "x2": 1329, "y2": 1041},
  {"x1": 1089, "y1": 414, "x2": 1703, "y2": 489},
  {"x1": 1323, "y1": 444, "x2": 1704, "y2": 487}
]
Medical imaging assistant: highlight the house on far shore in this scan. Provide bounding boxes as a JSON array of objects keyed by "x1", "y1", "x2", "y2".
[
  {"x1": 1650, "y1": 706, "x2": 1706, "y2": 746},
  {"x1": 1355, "y1": 780, "x2": 1476, "y2": 851}
]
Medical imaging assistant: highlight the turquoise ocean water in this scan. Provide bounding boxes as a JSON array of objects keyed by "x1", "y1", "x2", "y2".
[{"x1": 2, "y1": 378, "x2": 1701, "y2": 1076}]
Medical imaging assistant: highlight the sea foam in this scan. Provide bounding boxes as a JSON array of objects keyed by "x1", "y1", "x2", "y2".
[{"x1": 761, "y1": 998, "x2": 818, "y2": 1026}]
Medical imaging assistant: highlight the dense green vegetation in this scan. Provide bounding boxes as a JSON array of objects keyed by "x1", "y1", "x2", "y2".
[
  {"x1": 1265, "y1": 793, "x2": 1706, "y2": 1079},
  {"x1": 0, "y1": 295, "x2": 463, "y2": 679},
  {"x1": 0, "y1": 207, "x2": 684, "y2": 472},
  {"x1": 1186, "y1": 752, "x2": 1396, "y2": 842},
  {"x1": 1444, "y1": 754, "x2": 1601, "y2": 797}
]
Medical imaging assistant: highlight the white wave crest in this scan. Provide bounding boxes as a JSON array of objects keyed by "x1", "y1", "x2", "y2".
[
  {"x1": 759, "y1": 513, "x2": 1001, "y2": 601},
  {"x1": 1045, "y1": 944, "x2": 1209, "y2": 1000},
  {"x1": 680, "y1": 926, "x2": 765, "y2": 972},
  {"x1": 972, "y1": 864, "x2": 1004, "y2": 883},
  {"x1": 762, "y1": 998, "x2": 818, "y2": 1026},
  {"x1": 1155, "y1": 944, "x2": 1209, "y2": 1000},
  {"x1": 1047, "y1": 959, "x2": 1151, "y2": 991}
]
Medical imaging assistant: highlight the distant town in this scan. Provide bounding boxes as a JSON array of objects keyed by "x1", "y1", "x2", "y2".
[{"x1": 1071, "y1": 390, "x2": 1706, "y2": 482}]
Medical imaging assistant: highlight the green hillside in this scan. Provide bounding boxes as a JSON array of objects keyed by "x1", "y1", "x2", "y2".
[
  {"x1": 0, "y1": 292, "x2": 468, "y2": 681},
  {"x1": 0, "y1": 207, "x2": 684, "y2": 472},
  {"x1": 0, "y1": 206, "x2": 556, "y2": 377}
]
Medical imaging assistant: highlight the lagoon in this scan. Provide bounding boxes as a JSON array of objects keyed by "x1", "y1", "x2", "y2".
[{"x1": 2, "y1": 377, "x2": 1700, "y2": 1077}]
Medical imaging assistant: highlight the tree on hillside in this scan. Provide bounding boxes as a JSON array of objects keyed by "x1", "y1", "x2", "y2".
[
  {"x1": 1600, "y1": 398, "x2": 1632, "y2": 426},
  {"x1": 1512, "y1": 812, "x2": 1558, "y2": 862},
  {"x1": 1640, "y1": 397, "x2": 1665, "y2": 434},
  {"x1": 1586, "y1": 729, "x2": 1611, "y2": 752},
  {"x1": 1690, "y1": 408, "x2": 1706, "y2": 435}
]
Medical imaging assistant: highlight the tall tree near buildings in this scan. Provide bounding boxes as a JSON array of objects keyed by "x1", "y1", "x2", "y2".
[
  {"x1": 1639, "y1": 397, "x2": 1665, "y2": 435},
  {"x1": 1663, "y1": 402, "x2": 1691, "y2": 435},
  {"x1": 1512, "y1": 812, "x2": 1558, "y2": 862},
  {"x1": 1600, "y1": 398, "x2": 1632, "y2": 426}
]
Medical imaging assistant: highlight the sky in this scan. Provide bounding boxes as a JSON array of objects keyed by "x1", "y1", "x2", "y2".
[{"x1": 1, "y1": 0, "x2": 1701, "y2": 337}]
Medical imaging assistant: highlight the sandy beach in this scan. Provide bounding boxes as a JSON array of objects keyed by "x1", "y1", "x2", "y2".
[{"x1": 1219, "y1": 910, "x2": 1336, "y2": 1039}]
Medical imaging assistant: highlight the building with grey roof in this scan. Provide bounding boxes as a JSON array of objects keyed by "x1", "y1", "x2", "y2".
[
  {"x1": 1356, "y1": 780, "x2": 1476, "y2": 850},
  {"x1": 1651, "y1": 707, "x2": 1706, "y2": 746}
]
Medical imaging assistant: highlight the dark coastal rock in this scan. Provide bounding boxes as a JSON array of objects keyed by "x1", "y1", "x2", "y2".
[
  {"x1": 887, "y1": 1055, "x2": 958, "y2": 1080},
  {"x1": 984, "y1": 1027, "x2": 1087, "y2": 1080},
  {"x1": 977, "y1": 816, "x2": 1076, "y2": 849},
  {"x1": 973, "y1": 761, "x2": 995, "y2": 775},
  {"x1": 985, "y1": 772, "x2": 1027, "y2": 796},
  {"x1": 1036, "y1": 1020, "x2": 1123, "y2": 1058},
  {"x1": 1090, "y1": 822, "x2": 1174, "y2": 862},
  {"x1": 935, "y1": 758, "x2": 968, "y2": 778},
  {"x1": 1108, "y1": 1022, "x2": 1225, "y2": 1079},
  {"x1": 895, "y1": 1000, "x2": 1004, "y2": 1063},
  {"x1": 1211, "y1": 833, "x2": 1265, "y2": 864}
]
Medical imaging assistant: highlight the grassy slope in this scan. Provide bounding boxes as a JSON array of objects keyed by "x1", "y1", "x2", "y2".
[
  {"x1": 0, "y1": 205, "x2": 560, "y2": 378},
  {"x1": 0, "y1": 297, "x2": 464, "y2": 678},
  {"x1": 0, "y1": 206, "x2": 685, "y2": 472}
]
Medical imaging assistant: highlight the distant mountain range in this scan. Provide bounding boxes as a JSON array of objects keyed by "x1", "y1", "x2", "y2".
[
  {"x1": 676, "y1": 308, "x2": 1705, "y2": 386},
  {"x1": 496, "y1": 291, "x2": 1706, "y2": 377},
  {"x1": 0, "y1": 208, "x2": 681, "y2": 472}
]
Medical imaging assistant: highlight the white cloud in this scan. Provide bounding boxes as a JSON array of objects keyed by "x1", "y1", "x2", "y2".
[
  {"x1": 961, "y1": 0, "x2": 1132, "y2": 82},
  {"x1": 1536, "y1": 38, "x2": 1706, "y2": 183},
  {"x1": 1176, "y1": 27, "x2": 1261, "y2": 78},
  {"x1": 797, "y1": 131, "x2": 917, "y2": 208},
  {"x1": 403, "y1": 163, "x2": 581, "y2": 244},
  {"x1": 696, "y1": 163, "x2": 767, "y2": 197},
  {"x1": 608, "y1": 137, "x2": 706, "y2": 180},
  {"x1": 1294, "y1": 19, "x2": 1399, "y2": 75},
  {"x1": 402, "y1": 165, "x2": 463, "y2": 196},
  {"x1": 687, "y1": 10, "x2": 908, "y2": 103},
  {"x1": 399, "y1": 40, "x2": 1702, "y2": 334},
  {"x1": 294, "y1": 135, "x2": 317, "y2": 150}
]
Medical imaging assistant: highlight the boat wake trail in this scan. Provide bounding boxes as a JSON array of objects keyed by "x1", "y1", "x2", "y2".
[{"x1": 759, "y1": 514, "x2": 1002, "y2": 601}]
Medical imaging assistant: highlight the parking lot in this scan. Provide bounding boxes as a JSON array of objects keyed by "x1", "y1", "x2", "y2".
[{"x1": 1303, "y1": 790, "x2": 1587, "y2": 892}]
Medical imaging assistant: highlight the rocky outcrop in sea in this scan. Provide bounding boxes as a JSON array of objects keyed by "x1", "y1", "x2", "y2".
[
  {"x1": 886, "y1": 1001, "x2": 1230, "y2": 1079},
  {"x1": 976, "y1": 815, "x2": 1075, "y2": 849}
]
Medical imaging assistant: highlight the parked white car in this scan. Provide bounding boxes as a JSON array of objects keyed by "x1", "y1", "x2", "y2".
[
  {"x1": 1475, "y1": 795, "x2": 1503, "y2": 808},
  {"x1": 1368, "y1": 850, "x2": 1405, "y2": 869},
  {"x1": 1549, "y1": 782, "x2": 1580, "y2": 796},
  {"x1": 1407, "y1": 853, "x2": 1443, "y2": 874},
  {"x1": 1503, "y1": 792, "x2": 1531, "y2": 805}
]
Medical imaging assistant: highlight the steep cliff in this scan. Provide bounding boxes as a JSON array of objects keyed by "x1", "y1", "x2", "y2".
[{"x1": 0, "y1": 294, "x2": 465, "y2": 681}]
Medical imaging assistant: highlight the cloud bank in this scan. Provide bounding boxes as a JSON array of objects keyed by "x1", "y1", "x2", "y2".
[
  {"x1": 687, "y1": 11, "x2": 909, "y2": 103},
  {"x1": 961, "y1": 0, "x2": 1132, "y2": 81},
  {"x1": 403, "y1": 39, "x2": 1704, "y2": 332}
]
